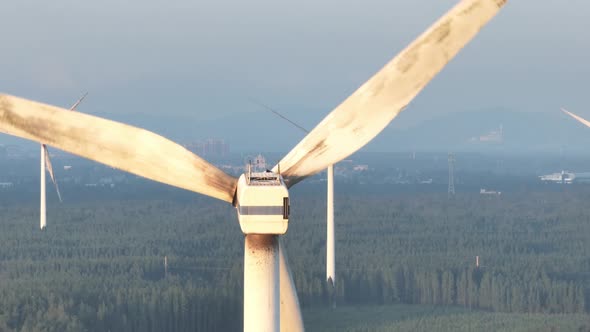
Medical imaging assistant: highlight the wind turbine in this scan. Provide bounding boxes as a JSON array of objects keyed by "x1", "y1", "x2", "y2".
[
  {"x1": 40, "y1": 93, "x2": 87, "y2": 230},
  {"x1": 251, "y1": 100, "x2": 338, "y2": 301},
  {"x1": 0, "y1": 1, "x2": 506, "y2": 331}
]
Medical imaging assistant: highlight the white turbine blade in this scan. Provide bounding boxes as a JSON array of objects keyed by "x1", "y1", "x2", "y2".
[
  {"x1": 69, "y1": 92, "x2": 88, "y2": 111},
  {"x1": 561, "y1": 108, "x2": 590, "y2": 128},
  {"x1": 43, "y1": 144, "x2": 63, "y2": 202},
  {"x1": 279, "y1": 239, "x2": 304, "y2": 332},
  {"x1": 0, "y1": 94, "x2": 238, "y2": 203},
  {"x1": 274, "y1": 0, "x2": 507, "y2": 187}
]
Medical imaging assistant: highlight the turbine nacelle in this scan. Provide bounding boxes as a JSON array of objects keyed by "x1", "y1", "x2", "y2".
[{"x1": 236, "y1": 171, "x2": 289, "y2": 235}]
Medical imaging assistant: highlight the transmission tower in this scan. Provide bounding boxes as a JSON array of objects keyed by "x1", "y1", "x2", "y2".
[
  {"x1": 164, "y1": 255, "x2": 168, "y2": 279},
  {"x1": 448, "y1": 152, "x2": 455, "y2": 197}
]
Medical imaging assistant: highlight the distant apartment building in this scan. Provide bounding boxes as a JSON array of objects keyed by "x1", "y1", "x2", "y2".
[
  {"x1": 480, "y1": 189, "x2": 501, "y2": 195},
  {"x1": 353, "y1": 164, "x2": 369, "y2": 172},
  {"x1": 253, "y1": 154, "x2": 266, "y2": 171},
  {"x1": 539, "y1": 171, "x2": 575, "y2": 184},
  {"x1": 184, "y1": 139, "x2": 229, "y2": 157}
]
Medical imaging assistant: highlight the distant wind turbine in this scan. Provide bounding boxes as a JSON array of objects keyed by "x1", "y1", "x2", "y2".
[
  {"x1": 40, "y1": 92, "x2": 87, "y2": 230},
  {"x1": 251, "y1": 99, "x2": 337, "y2": 296}
]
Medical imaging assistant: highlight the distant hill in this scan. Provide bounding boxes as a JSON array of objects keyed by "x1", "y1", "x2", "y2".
[
  {"x1": 1, "y1": 108, "x2": 589, "y2": 154},
  {"x1": 366, "y1": 109, "x2": 590, "y2": 153}
]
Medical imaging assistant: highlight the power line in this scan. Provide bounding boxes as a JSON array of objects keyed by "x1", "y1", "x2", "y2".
[{"x1": 247, "y1": 98, "x2": 309, "y2": 133}]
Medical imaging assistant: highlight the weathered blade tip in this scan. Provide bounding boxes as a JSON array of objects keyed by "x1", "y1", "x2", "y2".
[
  {"x1": 560, "y1": 107, "x2": 571, "y2": 115},
  {"x1": 496, "y1": 0, "x2": 508, "y2": 7}
]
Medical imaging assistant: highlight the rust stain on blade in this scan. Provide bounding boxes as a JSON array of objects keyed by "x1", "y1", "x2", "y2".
[
  {"x1": 396, "y1": 18, "x2": 453, "y2": 74},
  {"x1": 459, "y1": 1, "x2": 482, "y2": 15},
  {"x1": 0, "y1": 99, "x2": 53, "y2": 144},
  {"x1": 285, "y1": 140, "x2": 329, "y2": 173},
  {"x1": 495, "y1": 0, "x2": 507, "y2": 7}
]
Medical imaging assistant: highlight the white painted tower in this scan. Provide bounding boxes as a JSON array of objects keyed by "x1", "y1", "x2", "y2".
[
  {"x1": 326, "y1": 165, "x2": 335, "y2": 286},
  {"x1": 40, "y1": 145, "x2": 46, "y2": 230}
]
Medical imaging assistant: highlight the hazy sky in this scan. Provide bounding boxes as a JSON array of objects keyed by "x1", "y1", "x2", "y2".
[{"x1": 1, "y1": 0, "x2": 589, "y2": 129}]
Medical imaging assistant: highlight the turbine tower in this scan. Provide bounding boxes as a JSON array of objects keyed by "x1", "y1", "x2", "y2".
[
  {"x1": 448, "y1": 152, "x2": 455, "y2": 197},
  {"x1": 40, "y1": 93, "x2": 87, "y2": 230},
  {"x1": 0, "y1": 1, "x2": 506, "y2": 331},
  {"x1": 252, "y1": 100, "x2": 337, "y2": 299},
  {"x1": 326, "y1": 164, "x2": 335, "y2": 291}
]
